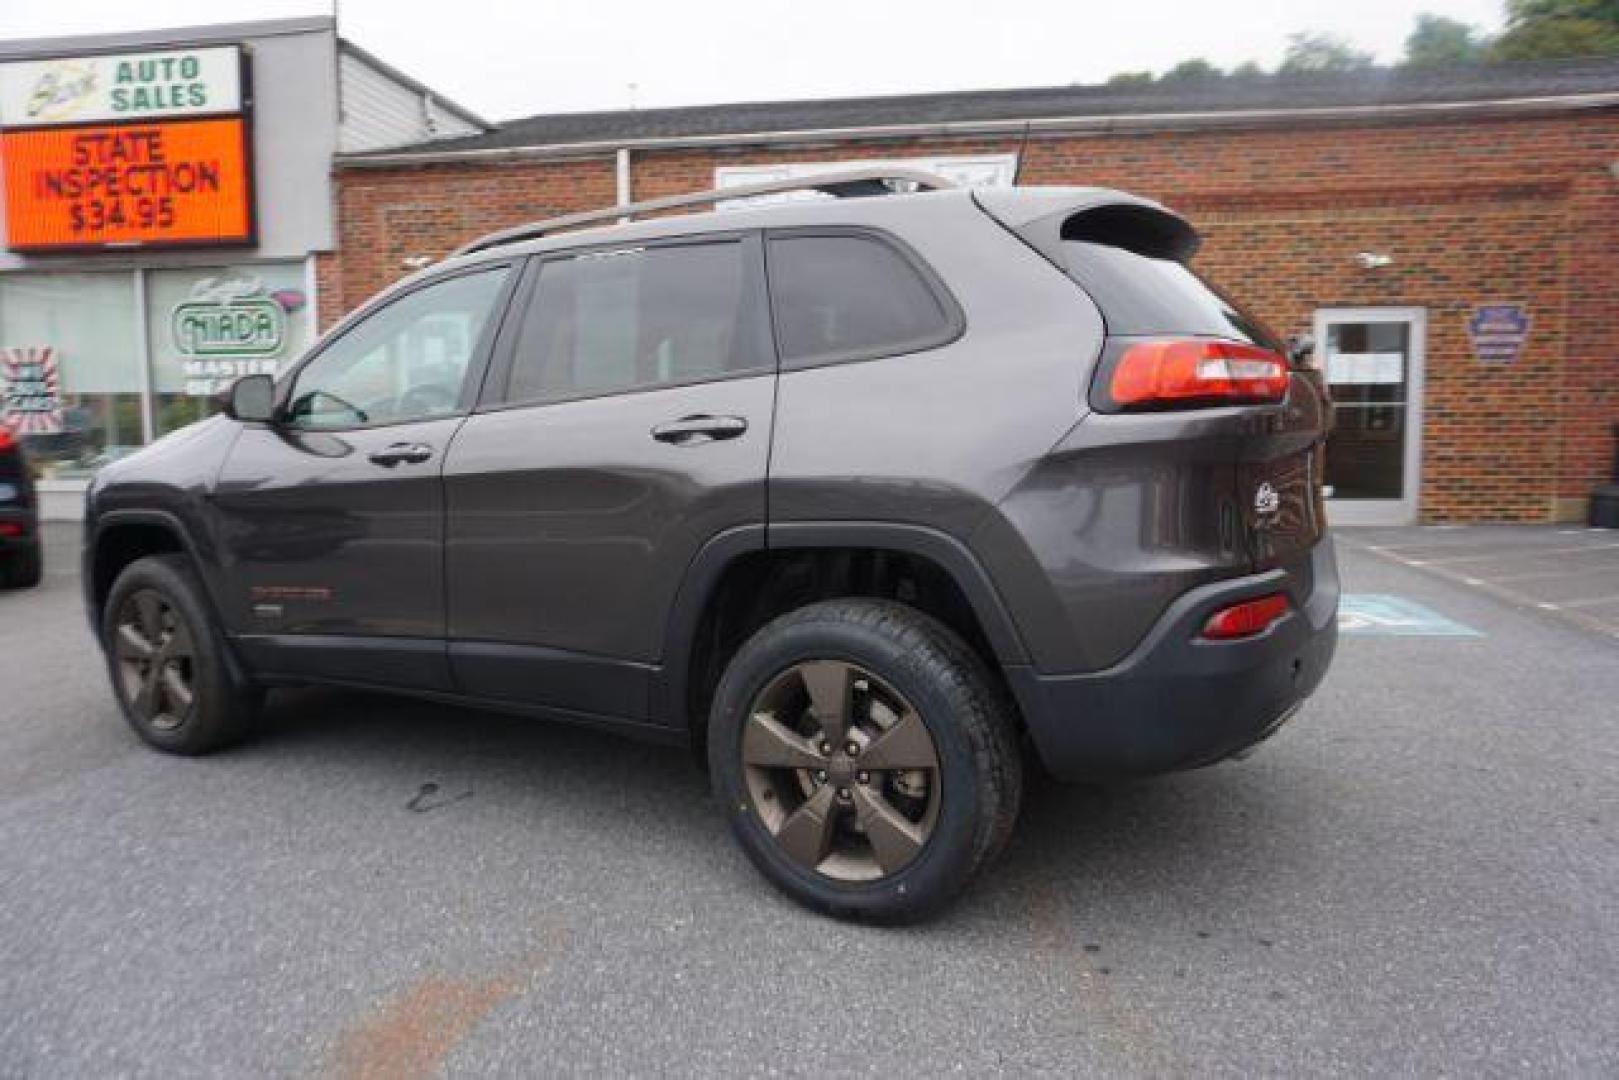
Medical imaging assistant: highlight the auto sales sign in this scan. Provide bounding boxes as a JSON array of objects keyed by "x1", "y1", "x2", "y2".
[{"x1": 0, "y1": 45, "x2": 253, "y2": 250}]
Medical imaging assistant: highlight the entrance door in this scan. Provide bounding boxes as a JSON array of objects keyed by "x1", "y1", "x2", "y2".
[{"x1": 1314, "y1": 307, "x2": 1426, "y2": 526}]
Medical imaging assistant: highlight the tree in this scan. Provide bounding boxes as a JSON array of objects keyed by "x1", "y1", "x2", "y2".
[
  {"x1": 1506, "y1": 0, "x2": 1619, "y2": 24},
  {"x1": 1404, "y1": 13, "x2": 1487, "y2": 64},
  {"x1": 1492, "y1": 16, "x2": 1619, "y2": 56},
  {"x1": 1106, "y1": 71, "x2": 1155, "y2": 85},
  {"x1": 1231, "y1": 60, "x2": 1267, "y2": 77},
  {"x1": 1162, "y1": 58, "x2": 1223, "y2": 81},
  {"x1": 1492, "y1": 0, "x2": 1619, "y2": 58},
  {"x1": 1279, "y1": 31, "x2": 1375, "y2": 73}
]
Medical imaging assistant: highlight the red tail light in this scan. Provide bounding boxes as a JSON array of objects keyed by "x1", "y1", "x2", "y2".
[
  {"x1": 1107, "y1": 340, "x2": 1289, "y2": 408},
  {"x1": 1201, "y1": 593, "x2": 1290, "y2": 640},
  {"x1": 0, "y1": 428, "x2": 14, "y2": 451},
  {"x1": 0, "y1": 523, "x2": 21, "y2": 538}
]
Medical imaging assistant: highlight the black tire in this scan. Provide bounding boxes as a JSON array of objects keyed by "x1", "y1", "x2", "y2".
[
  {"x1": 709, "y1": 599, "x2": 1022, "y2": 924},
  {"x1": 101, "y1": 554, "x2": 261, "y2": 755},
  {"x1": 1, "y1": 542, "x2": 42, "y2": 589}
]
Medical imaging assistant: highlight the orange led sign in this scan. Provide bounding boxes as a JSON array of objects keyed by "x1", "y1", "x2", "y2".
[{"x1": 1, "y1": 117, "x2": 253, "y2": 250}]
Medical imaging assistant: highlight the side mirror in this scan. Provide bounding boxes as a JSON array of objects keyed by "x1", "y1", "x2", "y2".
[{"x1": 223, "y1": 374, "x2": 276, "y2": 423}]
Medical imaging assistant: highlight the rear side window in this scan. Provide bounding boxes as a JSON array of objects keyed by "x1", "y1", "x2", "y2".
[
  {"x1": 507, "y1": 240, "x2": 769, "y2": 404},
  {"x1": 767, "y1": 233, "x2": 957, "y2": 365}
]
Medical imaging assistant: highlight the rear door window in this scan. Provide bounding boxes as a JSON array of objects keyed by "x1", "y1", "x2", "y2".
[
  {"x1": 505, "y1": 238, "x2": 771, "y2": 404},
  {"x1": 767, "y1": 232, "x2": 959, "y2": 366}
]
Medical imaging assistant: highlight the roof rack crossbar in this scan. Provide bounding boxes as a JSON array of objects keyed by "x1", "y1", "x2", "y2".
[{"x1": 448, "y1": 165, "x2": 956, "y2": 257}]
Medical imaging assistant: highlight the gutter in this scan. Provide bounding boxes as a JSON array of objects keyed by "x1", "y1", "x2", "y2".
[{"x1": 337, "y1": 91, "x2": 1619, "y2": 170}]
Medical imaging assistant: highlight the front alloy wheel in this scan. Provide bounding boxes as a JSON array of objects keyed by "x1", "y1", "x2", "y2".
[
  {"x1": 102, "y1": 554, "x2": 259, "y2": 755},
  {"x1": 742, "y1": 660, "x2": 941, "y2": 882},
  {"x1": 114, "y1": 589, "x2": 198, "y2": 732}
]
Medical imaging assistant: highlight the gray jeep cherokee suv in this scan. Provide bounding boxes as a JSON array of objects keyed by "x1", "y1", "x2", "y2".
[{"x1": 83, "y1": 170, "x2": 1338, "y2": 922}]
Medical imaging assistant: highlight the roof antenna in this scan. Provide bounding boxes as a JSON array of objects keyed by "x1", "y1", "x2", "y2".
[{"x1": 1012, "y1": 120, "x2": 1032, "y2": 185}]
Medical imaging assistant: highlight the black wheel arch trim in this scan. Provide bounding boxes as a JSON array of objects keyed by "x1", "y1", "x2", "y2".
[
  {"x1": 84, "y1": 508, "x2": 249, "y2": 683},
  {"x1": 652, "y1": 523, "x2": 768, "y2": 729},
  {"x1": 651, "y1": 520, "x2": 1031, "y2": 730}
]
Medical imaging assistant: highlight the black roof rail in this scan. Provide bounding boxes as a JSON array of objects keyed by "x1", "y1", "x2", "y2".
[{"x1": 448, "y1": 165, "x2": 957, "y2": 258}]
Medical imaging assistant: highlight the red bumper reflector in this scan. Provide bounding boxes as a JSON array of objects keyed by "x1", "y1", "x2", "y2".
[{"x1": 1201, "y1": 593, "x2": 1290, "y2": 640}]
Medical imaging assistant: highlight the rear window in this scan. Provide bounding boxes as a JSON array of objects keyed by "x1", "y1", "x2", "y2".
[
  {"x1": 768, "y1": 233, "x2": 957, "y2": 365},
  {"x1": 1061, "y1": 241, "x2": 1281, "y2": 350}
]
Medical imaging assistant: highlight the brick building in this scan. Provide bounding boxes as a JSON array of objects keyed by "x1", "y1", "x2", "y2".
[{"x1": 327, "y1": 58, "x2": 1619, "y2": 524}]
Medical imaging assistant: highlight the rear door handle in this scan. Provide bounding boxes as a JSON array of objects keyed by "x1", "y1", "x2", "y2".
[
  {"x1": 651, "y1": 414, "x2": 749, "y2": 446},
  {"x1": 369, "y1": 442, "x2": 434, "y2": 466}
]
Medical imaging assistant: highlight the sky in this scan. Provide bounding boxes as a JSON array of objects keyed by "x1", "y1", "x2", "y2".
[{"x1": 2, "y1": 0, "x2": 1509, "y2": 121}]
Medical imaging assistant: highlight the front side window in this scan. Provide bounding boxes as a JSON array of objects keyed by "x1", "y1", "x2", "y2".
[
  {"x1": 287, "y1": 267, "x2": 509, "y2": 429},
  {"x1": 507, "y1": 240, "x2": 766, "y2": 405},
  {"x1": 767, "y1": 233, "x2": 955, "y2": 365}
]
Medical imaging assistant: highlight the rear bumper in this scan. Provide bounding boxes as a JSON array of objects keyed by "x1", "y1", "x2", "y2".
[{"x1": 1009, "y1": 535, "x2": 1339, "y2": 781}]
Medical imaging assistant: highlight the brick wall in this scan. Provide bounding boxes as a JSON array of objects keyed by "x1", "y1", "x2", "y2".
[{"x1": 330, "y1": 111, "x2": 1619, "y2": 522}]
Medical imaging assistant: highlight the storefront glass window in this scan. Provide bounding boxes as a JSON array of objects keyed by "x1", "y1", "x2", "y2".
[
  {"x1": 145, "y1": 263, "x2": 312, "y2": 438},
  {"x1": 0, "y1": 272, "x2": 143, "y2": 480}
]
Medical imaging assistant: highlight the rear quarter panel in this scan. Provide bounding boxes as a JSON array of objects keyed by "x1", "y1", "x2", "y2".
[{"x1": 973, "y1": 409, "x2": 1252, "y2": 672}]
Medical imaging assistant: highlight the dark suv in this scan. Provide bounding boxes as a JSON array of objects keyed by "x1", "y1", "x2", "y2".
[
  {"x1": 1, "y1": 426, "x2": 42, "y2": 589},
  {"x1": 83, "y1": 170, "x2": 1337, "y2": 922}
]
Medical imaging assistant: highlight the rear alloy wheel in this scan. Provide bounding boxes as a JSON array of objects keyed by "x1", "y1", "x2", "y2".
[
  {"x1": 742, "y1": 660, "x2": 941, "y2": 882},
  {"x1": 102, "y1": 555, "x2": 260, "y2": 754},
  {"x1": 710, "y1": 599, "x2": 1021, "y2": 923}
]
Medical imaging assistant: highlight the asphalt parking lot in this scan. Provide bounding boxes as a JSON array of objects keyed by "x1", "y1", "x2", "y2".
[{"x1": 2, "y1": 525, "x2": 1616, "y2": 1077}]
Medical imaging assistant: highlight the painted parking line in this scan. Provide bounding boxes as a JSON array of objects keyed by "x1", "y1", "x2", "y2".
[
  {"x1": 1474, "y1": 565, "x2": 1619, "y2": 585},
  {"x1": 1338, "y1": 594, "x2": 1481, "y2": 637},
  {"x1": 1405, "y1": 542, "x2": 1619, "y2": 567}
]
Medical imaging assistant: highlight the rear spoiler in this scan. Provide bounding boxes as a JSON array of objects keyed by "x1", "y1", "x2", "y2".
[{"x1": 972, "y1": 187, "x2": 1200, "y2": 269}]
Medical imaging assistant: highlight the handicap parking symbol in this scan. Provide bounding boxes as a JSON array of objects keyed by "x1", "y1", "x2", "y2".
[{"x1": 1338, "y1": 594, "x2": 1481, "y2": 637}]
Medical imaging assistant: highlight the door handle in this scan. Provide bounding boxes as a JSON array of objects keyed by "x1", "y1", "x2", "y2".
[
  {"x1": 368, "y1": 442, "x2": 434, "y2": 466},
  {"x1": 651, "y1": 414, "x2": 749, "y2": 446}
]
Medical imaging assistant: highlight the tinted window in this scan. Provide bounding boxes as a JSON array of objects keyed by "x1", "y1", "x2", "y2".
[
  {"x1": 287, "y1": 267, "x2": 509, "y2": 429},
  {"x1": 507, "y1": 241, "x2": 765, "y2": 404},
  {"x1": 768, "y1": 234, "x2": 954, "y2": 364},
  {"x1": 1062, "y1": 241, "x2": 1280, "y2": 348}
]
